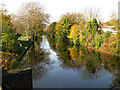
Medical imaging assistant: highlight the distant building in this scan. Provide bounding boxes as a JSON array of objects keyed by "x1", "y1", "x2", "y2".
[{"x1": 98, "y1": 25, "x2": 118, "y2": 34}]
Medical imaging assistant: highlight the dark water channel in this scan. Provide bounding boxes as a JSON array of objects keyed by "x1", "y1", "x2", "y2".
[{"x1": 21, "y1": 36, "x2": 120, "y2": 88}]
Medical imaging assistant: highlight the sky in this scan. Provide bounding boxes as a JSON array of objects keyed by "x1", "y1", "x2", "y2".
[{"x1": 0, "y1": 0, "x2": 120, "y2": 23}]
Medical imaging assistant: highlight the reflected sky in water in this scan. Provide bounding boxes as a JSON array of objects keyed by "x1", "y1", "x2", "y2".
[{"x1": 40, "y1": 36, "x2": 59, "y2": 63}]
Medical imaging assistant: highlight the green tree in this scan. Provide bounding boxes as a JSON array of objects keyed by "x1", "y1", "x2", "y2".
[
  {"x1": 0, "y1": 5, "x2": 21, "y2": 71},
  {"x1": 0, "y1": 6, "x2": 18, "y2": 53},
  {"x1": 47, "y1": 22, "x2": 57, "y2": 39},
  {"x1": 86, "y1": 21, "x2": 92, "y2": 35},
  {"x1": 91, "y1": 18, "x2": 99, "y2": 36}
]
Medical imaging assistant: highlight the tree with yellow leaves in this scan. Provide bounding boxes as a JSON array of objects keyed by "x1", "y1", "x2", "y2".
[
  {"x1": 68, "y1": 20, "x2": 85, "y2": 45},
  {"x1": 55, "y1": 12, "x2": 85, "y2": 42}
]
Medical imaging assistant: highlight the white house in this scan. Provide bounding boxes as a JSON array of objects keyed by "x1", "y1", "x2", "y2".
[{"x1": 98, "y1": 26, "x2": 118, "y2": 34}]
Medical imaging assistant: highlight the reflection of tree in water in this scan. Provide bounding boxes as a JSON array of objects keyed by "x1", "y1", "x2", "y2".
[
  {"x1": 48, "y1": 38, "x2": 102, "y2": 80},
  {"x1": 110, "y1": 70, "x2": 120, "y2": 89},
  {"x1": 79, "y1": 69, "x2": 100, "y2": 81},
  {"x1": 32, "y1": 61, "x2": 53, "y2": 81},
  {"x1": 81, "y1": 51, "x2": 103, "y2": 80},
  {"x1": 21, "y1": 37, "x2": 53, "y2": 80},
  {"x1": 48, "y1": 37, "x2": 120, "y2": 89},
  {"x1": 57, "y1": 45, "x2": 103, "y2": 80},
  {"x1": 57, "y1": 47, "x2": 84, "y2": 70},
  {"x1": 100, "y1": 54, "x2": 120, "y2": 89},
  {"x1": 109, "y1": 58, "x2": 120, "y2": 89}
]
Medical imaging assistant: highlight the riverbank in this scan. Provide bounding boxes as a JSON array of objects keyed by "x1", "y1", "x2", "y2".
[
  {"x1": 7, "y1": 41, "x2": 33, "y2": 74},
  {"x1": 47, "y1": 13, "x2": 120, "y2": 57},
  {"x1": 2, "y1": 34, "x2": 33, "y2": 73},
  {"x1": 83, "y1": 44, "x2": 120, "y2": 57}
]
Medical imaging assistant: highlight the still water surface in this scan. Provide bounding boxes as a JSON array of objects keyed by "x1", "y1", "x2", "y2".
[{"x1": 22, "y1": 36, "x2": 120, "y2": 88}]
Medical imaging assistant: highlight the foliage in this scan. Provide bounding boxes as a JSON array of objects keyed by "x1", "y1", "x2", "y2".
[
  {"x1": 68, "y1": 20, "x2": 85, "y2": 45},
  {"x1": 86, "y1": 21, "x2": 92, "y2": 35},
  {"x1": 16, "y1": 2, "x2": 49, "y2": 41},
  {"x1": 86, "y1": 18, "x2": 99, "y2": 36},
  {"x1": 92, "y1": 34, "x2": 103, "y2": 49},
  {"x1": 47, "y1": 22, "x2": 57, "y2": 39},
  {"x1": 1, "y1": 6, "x2": 33, "y2": 72},
  {"x1": 1, "y1": 8, "x2": 18, "y2": 53},
  {"x1": 91, "y1": 18, "x2": 99, "y2": 35},
  {"x1": 55, "y1": 12, "x2": 85, "y2": 42},
  {"x1": 48, "y1": 36, "x2": 120, "y2": 82},
  {"x1": 109, "y1": 11, "x2": 119, "y2": 31},
  {"x1": 2, "y1": 51, "x2": 18, "y2": 70},
  {"x1": 47, "y1": 11, "x2": 119, "y2": 56}
]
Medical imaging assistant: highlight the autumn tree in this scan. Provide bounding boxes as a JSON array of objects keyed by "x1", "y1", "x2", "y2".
[
  {"x1": 17, "y1": 2, "x2": 49, "y2": 41},
  {"x1": 11, "y1": 14, "x2": 25, "y2": 34},
  {"x1": 0, "y1": 5, "x2": 20, "y2": 70},
  {"x1": 55, "y1": 12, "x2": 85, "y2": 42},
  {"x1": 68, "y1": 20, "x2": 85, "y2": 45},
  {"x1": 0, "y1": 5, "x2": 18, "y2": 52},
  {"x1": 109, "y1": 11, "x2": 118, "y2": 30}
]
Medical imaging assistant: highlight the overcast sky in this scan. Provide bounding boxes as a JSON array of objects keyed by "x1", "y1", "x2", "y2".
[{"x1": 0, "y1": 0, "x2": 120, "y2": 23}]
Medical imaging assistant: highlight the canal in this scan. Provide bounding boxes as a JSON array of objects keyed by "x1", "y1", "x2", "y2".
[{"x1": 21, "y1": 35, "x2": 120, "y2": 88}]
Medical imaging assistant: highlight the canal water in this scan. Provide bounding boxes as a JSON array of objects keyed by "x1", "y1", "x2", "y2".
[{"x1": 22, "y1": 36, "x2": 120, "y2": 88}]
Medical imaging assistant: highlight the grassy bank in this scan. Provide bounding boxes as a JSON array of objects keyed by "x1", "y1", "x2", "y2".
[{"x1": 2, "y1": 34, "x2": 32, "y2": 73}]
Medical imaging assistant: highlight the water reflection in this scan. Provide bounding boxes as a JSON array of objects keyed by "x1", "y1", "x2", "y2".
[
  {"x1": 22, "y1": 36, "x2": 54, "y2": 81},
  {"x1": 22, "y1": 35, "x2": 120, "y2": 88},
  {"x1": 47, "y1": 36, "x2": 120, "y2": 88}
]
